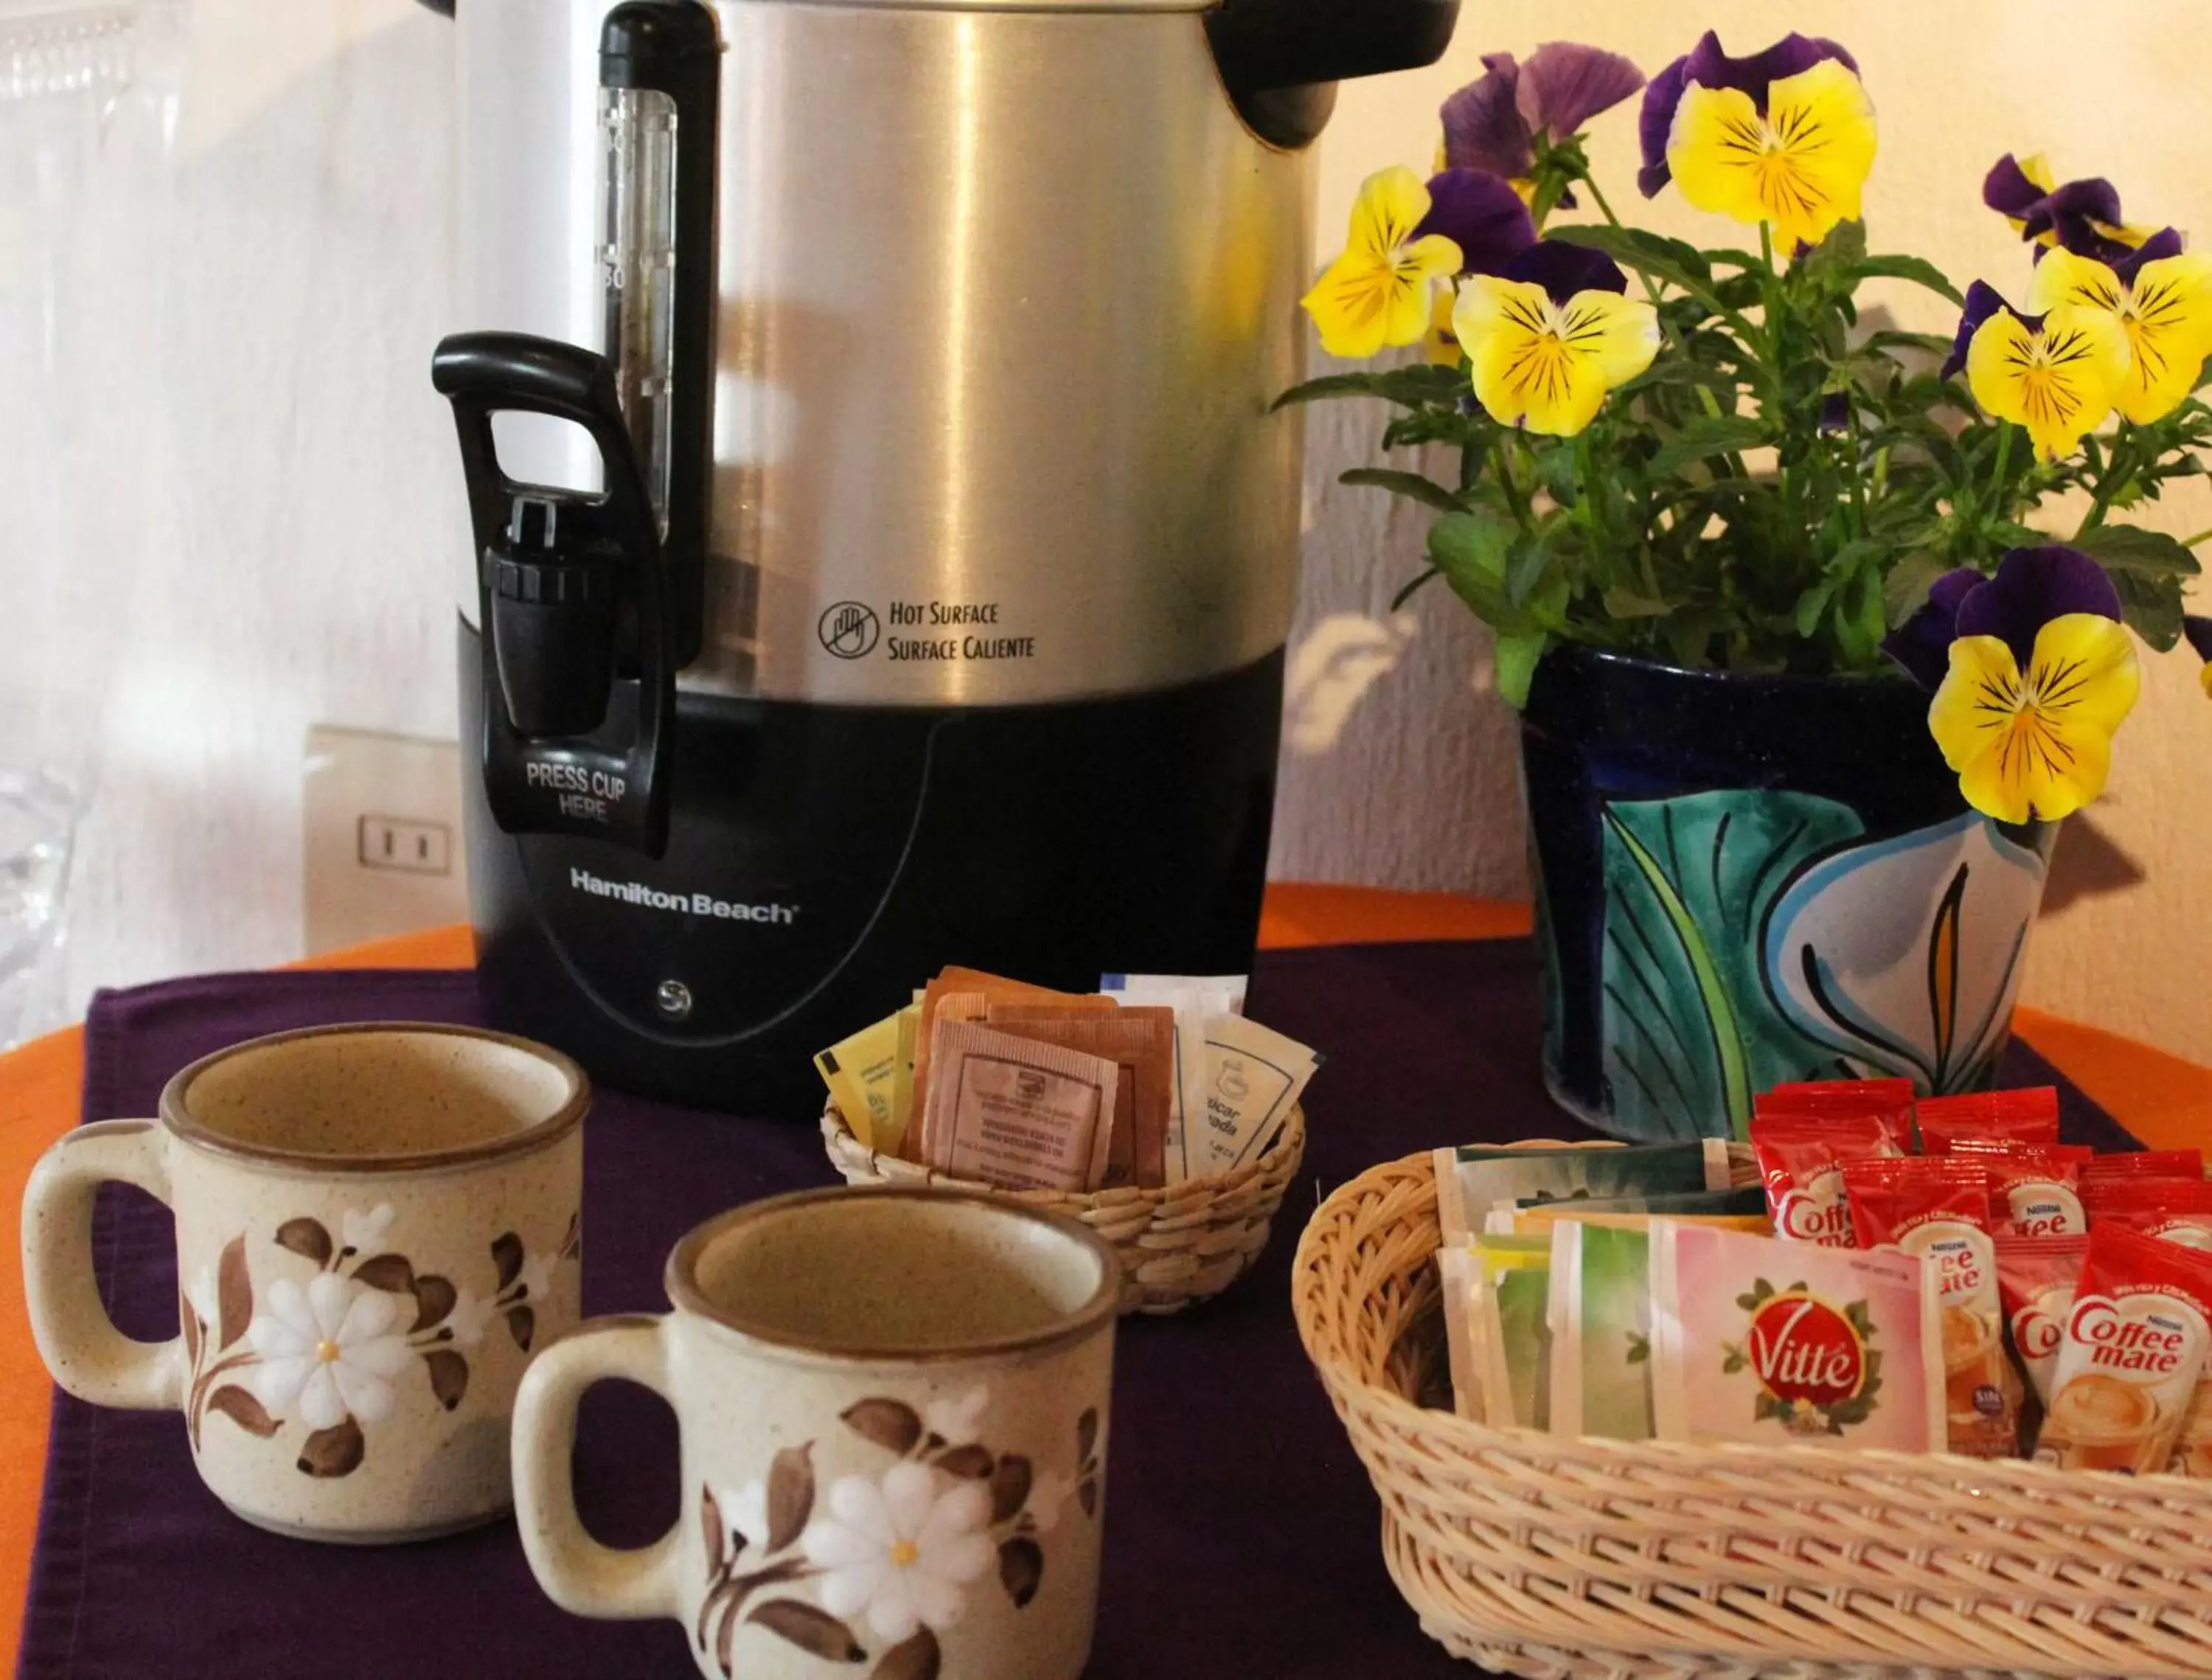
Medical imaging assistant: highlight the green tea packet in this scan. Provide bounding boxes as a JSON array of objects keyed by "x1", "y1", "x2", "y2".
[
  {"x1": 1476, "y1": 1235, "x2": 1552, "y2": 1431},
  {"x1": 1433, "y1": 1139, "x2": 1732, "y2": 1244},
  {"x1": 1547, "y1": 1222, "x2": 1656, "y2": 1441},
  {"x1": 1488, "y1": 1184, "x2": 1769, "y2": 1235},
  {"x1": 1436, "y1": 1247, "x2": 1486, "y2": 1422}
]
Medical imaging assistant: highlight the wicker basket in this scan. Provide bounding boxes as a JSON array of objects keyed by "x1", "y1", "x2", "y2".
[
  {"x1": 1293, "y1": 1148, "x2": 2212, "y2": 1680},
  {"x1": 821, "y1": 1102, "x2": 1305, "y2": 1316}
]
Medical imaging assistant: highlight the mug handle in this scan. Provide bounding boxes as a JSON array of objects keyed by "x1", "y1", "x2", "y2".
[
  {"x1": 21, "y1": 1120, "x2": 187, "y2": 1410},
  {"x1": 512, "y1": 1313, "x2": 683, "y2": 1620}
]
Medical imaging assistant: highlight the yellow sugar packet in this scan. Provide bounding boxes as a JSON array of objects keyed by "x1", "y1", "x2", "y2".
[
  {"x1": 888, "y1": 1004, "x2": 919, "y2": 1149},
  {"x1": 813, "y1": 1012, "x2": 905, "y2": 1153}
]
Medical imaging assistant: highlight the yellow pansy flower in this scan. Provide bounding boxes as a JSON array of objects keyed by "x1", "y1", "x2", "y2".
[
  {"x1": 1928, "y1": 615, "x2": 2140, "y2": 825},
  {"x1": 2026, "y1": 245, "x2": 2212, "y2": 425},
  {"x1": 1665, "y1": 59, "x2": 1877, "y2": 251},
  {"x1": 1964, "y1": 304, "x2": 2129, "y2": 461},
  {"x1": 1453, "y1": 271, "x2": 1660, "y2": 437},
  {"x1": 1302, "y1": 167, "x2": 1464, "y2": 361}
]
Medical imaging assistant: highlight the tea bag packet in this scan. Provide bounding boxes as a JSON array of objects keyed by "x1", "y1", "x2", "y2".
[
  {"x1": 1547, "y1": 1221, "x2": 1655, "y2": 1441},
  {"x1": 1649, "y1": 1221, "x2": 1944, "y2": 1452},
  {"x1": 1843, "y1": 1158, "x2": 2020, "y2": 1457},
  {"x1": 1436, "y1": 1247, "x2": 1487, "y2": 1423},
  {"x1": 1994, "y1": 1233, "x2": 2090, "y2": 1409},
  {"x1": 1490, "y1": 1205, "x2": 1772, "y2": 1238},
  {"x1": 1433, "y1": 1140, "x2": 1731, "y2": 1246},
  {"x1": 2031, "y1": 1224, "x2": 2212, "y2": 1476},
  {"x1": 813, "y1": 1011, "x2": 905, "y2": 1151},
  {"x1": 1749, "y1": 1112, "x2": 1905, "y2": 1247},
  {"x1": 1475, "y1": 1235, "x2": 1552, "y2": 1431},
  {"x1": 919, "y1": 1021, "x2": 1118, "y2": 1192},
  {"x1": 1915, "y1": 1087, "x2": 2060, "y2": 1155},
  {"x1": 988, "y1": 1004, "x2": 1174, "y2": 1188},
  {"x1": 1978, "y1": 1147, "x2": 2090, "y2": 1238},
  {"x1": 1194, "y1": 1014, "x2": 1319, "y2": 1177}
]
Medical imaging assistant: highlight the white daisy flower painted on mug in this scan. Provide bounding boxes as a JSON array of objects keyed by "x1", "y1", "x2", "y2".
[
  {"x1": 339, "y1": 1204, "x2": 397, "y2": 1259},
  {"x1": 442, "y1": 1285, "x2": 499, "y2": 1350},
  {"x1": 923, "y1": 1384, "x2": 990, "y2": 1445},
  {"x1": 801, "y1": 1462, "x2": 995, "y2": 1642},
  {"x1": 1025, "y1": 1468, "x2": 1075, "y2": 1535},
  {"x1": 184, "y1": 1265, "x2": 218, "y2": 1331},
  {"x1": 247, "y1": 1274, "x2": 414, "y2": 1429},
  {"x1": 717, "y1": 1478, "x2": 771, "y2": 1550},
  {"x1": 515, "y1": 1249, "x2": 557, "y2": 1304}
]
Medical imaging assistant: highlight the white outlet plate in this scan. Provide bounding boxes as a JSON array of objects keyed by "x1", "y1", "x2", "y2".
[{"x1": 303, "y1": 726, "x2": 470, "y2": 956}]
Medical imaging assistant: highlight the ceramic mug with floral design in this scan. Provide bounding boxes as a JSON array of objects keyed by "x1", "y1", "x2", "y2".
[
  {"x1": 512, "y1": 1187, "x2": 1117, "y2": 1680},
  {"x1": 21, "y1": 1022, "x2": 586, "y2": 1542}
]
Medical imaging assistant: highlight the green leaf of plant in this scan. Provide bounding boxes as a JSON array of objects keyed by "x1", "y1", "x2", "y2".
[
  {"x1": 1882, "y1": 550, "x2": 1953, "y2": 626},
  {"x1": 1270, "y1": 364, "x2": 1467, "y2": 412},
  {"x1": 1848, "y1": 254, "x2": 1966, "y2": 306},
  {"x1": 2112, "y1": 567, "x2": 2186, "y2": 651},
  {"x1": 1599, "y1": 791, "x2": 1866, "y2": 1140},
  {"x1": 1648, "y1": 416, "x2": 1770, "y2": 477},
  {"x1": 2072, "y1": 523, "x2": 2203, "y2": 579},
  {"x1": 1338, "y1": 467, "x2": 1463, "y2": 512},
  {"x1": 1550, "y1": 223, "x2": 1714, "y2": 290},
  {"x1": 1492, "y1": 631, "x2": 1550, "y2": 710},
  {"x1": 1603, "y1": 588, "x2": 1672, "y2": 619},
  {"x1": 1427, "y1": 508, "x2": 1520, "y2": 624}
]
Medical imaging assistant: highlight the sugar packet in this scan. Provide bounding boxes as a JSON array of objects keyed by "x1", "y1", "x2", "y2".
[
  {"x1": 1194, "y1": 1013, "x2": 1319, "y2": 1177},
  {"x1": 1099, "y1": 976, "x2": 1220, "y2": 1183},
  {"x1": 1547, "y1": 1221, "x2": 1654, "y2": 1441},
  {"x1": 813, "y1": 1010, "x2": 903, "y2": 1151},
  {"x1": 1433, "y1": 1140, "x2": 1731, "y2": 1246},
  {"x1": 1649, "y1": 1221, "x2": 1944, "y2": 1451}
]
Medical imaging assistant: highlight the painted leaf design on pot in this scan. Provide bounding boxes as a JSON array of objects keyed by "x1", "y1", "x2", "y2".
[
  {"x1": 179, "y1": 1288, "x2": 201, "y2": 1366},
  {"x1": 410, "y1": 1275, "x2": 456, "y2": 1333},
  {"x1": 933, "y1": 1444, "x2": 994, "y2": 1479},
  {"x1": 1077, "y1": 1408, "x2": 1099, "y2": 1464},
  {"x1": 749, "y1": 1600, "x2": 865, "y2": 1662},
  {"x1": 216, "y1": 1235, "x2": 254, "y2": 1352},
  {"x1": 491, "y1": 1232, "x2": 524, "y2": 1291},
  {"x1": 1599, "y1": 791, "x2": 1866, "y2": 1139},
  {"x1": 424, "y1": 1350, "x2": 469, "y2": 1411},
  {"x1": 714, "y1": 1594, "x2": 740, "y2": 1679},
  {"x1": 297, "y1": 1417, "x2": 365, "y2": 1479},
  {"x1": 765, "y1": 1443, "x2": 815, "y2": 1551},
  {"x1": 1759, "y1": 811, "x2": 2053, "y2": 1092},
  {"x1": 997, "y1": 1538, "x2": 1043, "y2": 1608},
  {"x1": 843, "y1": 1398, "x2": 923, "y2": 1455},
  {"x1": 700, "y1": 1484, "x2": 728, "y2": 1574},
  {"x1": 351, "y1": 1254, "x2": 415, "y2": 1294},
  {"x1": 989, "y1": 1454, "x2": 1032, "y2": 1523},
  {"x1": 507, "y1": 1306, "x2": 536, "y2": 1351},
  {"x1": 275, "y1": 1218, "x2": 333, "y2": 1267},
  {"x1": 206, "y1": 1384, "x2": 279, "y2": 1438},
  {"x1": 871, "y1": 1630, "x2": 941, "y2": 1680}
]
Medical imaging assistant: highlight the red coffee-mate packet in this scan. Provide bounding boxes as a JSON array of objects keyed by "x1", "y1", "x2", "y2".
[
  {"x1": 2084, "y1": 1179, "x2": 2212, "y2": 1248},
  {"x1": 1916, "y1": 1088, "x2": 2060, "y2": 1156},
  {"x1": 1843, "y1": 1158, "x2": 2018, "y2": 1457},
  {"x1": 2033, "y1": 1224, "x2": 2212, "y2": 1476},
  {"x1": 1978, "y1": 1147, "x2": 2090, "y2": 1238},
  {"x1": 1761, "y1": 1077, "x2": 1916, "y2": 1109},
  {"x1": 1994, "y1": 1233, "x2": 2090, "y2": 1412},
  {"x1": 2083, "y1": 1150, "x2": 2206, "y2": 1183},
  {"x1": 1750, "y1": 1112, "x2": 1905, "y2": 1247}
]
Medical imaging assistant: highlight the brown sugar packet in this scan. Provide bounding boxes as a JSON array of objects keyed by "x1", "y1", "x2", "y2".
[
  {"x1": 989, "y1": 1004, "x2": 1174, "y2": 1189},
  {"x1": 907, "y1": 968, "x2": 1110, "y2": 1157},
  {"x1": 922, "y1": 1021, "x2": 1118, "y2": 1192},
  {"x1": 908, "y1": 992, "x2": 987, "y2": 1164}
]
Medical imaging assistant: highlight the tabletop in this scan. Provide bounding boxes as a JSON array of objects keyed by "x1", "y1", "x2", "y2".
[{"x1": 4, "y1": 884, "x2": 2209, "y2": 1676}]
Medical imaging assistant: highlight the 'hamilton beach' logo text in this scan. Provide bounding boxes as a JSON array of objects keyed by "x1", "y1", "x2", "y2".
[{"x1": 569, "y1": 868, "x2": 799, "y2": 926}]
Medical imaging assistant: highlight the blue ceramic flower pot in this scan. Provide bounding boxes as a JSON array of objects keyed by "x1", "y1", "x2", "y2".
[{"x1": 1519, "y1": 645, "x2": 2056, "y2": 1142}]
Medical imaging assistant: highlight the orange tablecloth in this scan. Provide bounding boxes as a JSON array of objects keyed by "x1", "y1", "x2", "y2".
[{"x1": 1, "y1": 884, "x2": 2208, "y2": 1673}]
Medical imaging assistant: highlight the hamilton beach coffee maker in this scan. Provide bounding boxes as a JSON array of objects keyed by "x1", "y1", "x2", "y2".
[{"x1": 423, "y1": 0, "x2": 1458, "y2": 1110}]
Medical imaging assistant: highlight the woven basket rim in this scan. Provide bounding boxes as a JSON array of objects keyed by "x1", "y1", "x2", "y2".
[{"x1": 1294, "y1": 1147, "x2": 2212, "y2": 1502}]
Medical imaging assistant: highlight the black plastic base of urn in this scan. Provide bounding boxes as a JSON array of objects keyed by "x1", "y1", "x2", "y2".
[{"x1": 457, "y1": 620, "x2": 1284, "y2": 1117}]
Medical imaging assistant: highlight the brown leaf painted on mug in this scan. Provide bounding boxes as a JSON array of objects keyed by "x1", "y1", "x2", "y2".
[
  {"x1": 206, "y1": 1384, "x2": 279, "y2": 1438},
  {"x1": 216, "y1": 1236, "x2": 253, "y2": 1352},
  {"x1": 352, "y1": 1254, "x2": 415, "y2": 1294},
  {"x1": 998, "y1": 1537, "x2": 1043, "y2": 1608},
  {"x1": 1079, "y1": 1478, "x2": 1097, "y2": 1518},
  {"x1": 989, "y1": 1454, "x2": 1032, "y2": 1523},
  {"x1": 491, "y1": 1232, "x2": 524, "y2": 1291},
  {"x1": 297, "y1": 1417, "x2": 365, "y2": 1479},
  {"x1": 274, "y1": 1218, "x2": 333, "y2": 1267},
  {"x1": 749, "y1": 1599, "x2": 863, "y2": 1663},
  {"x1": 714, "y1": 1594, "x2": 741, "y2": 1679},
  {"x1": 1077, "y1": 1407, "x2": 1099, "y2": 1464},
  {"x1": 425, "y1": 1349, "x2": 469, "y2": 1411},
  {"x1": 934, "y1": 1445, "x2": 993, "y2": 1480},
  {"x1": 179, "y1": 1289, "x2": 201, "y2": 1366},
  {"x1": 558, "y1": 1209, "x2": 581, "y2": 1261},
  {"x1": 871, "y1": 1630, "x2": 940, "y2": 1680},
  {"x1": 765, "y1": 1443, "x2": 814, "y2": 1552},
  {"x1": 699, "y1": 1485, "x2": 726, "y2": 1575},
  {"x1": 410, "y1": 1275, "x2": 457, "y2": 1332},
  {"x1": 508, "y1": 1305, "x2": 537, "y2": 1352},
  {"x1": 841, "y1": 1398, "x2": 922, "y2": 1455}
]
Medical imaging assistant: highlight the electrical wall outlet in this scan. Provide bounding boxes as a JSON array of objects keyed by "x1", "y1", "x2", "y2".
[{"x1": 304, "y1": 726, "x2": 470, "y2": 956}]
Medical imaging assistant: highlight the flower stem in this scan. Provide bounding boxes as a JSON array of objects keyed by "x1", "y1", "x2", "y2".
[
  {"x1": 2080, "y1": 423, "x2": 2132, "y2": 534},
  {"x1": 1989, "y1": 423, "x2": 2015, "y2": 525},
  {"x1": 1490, "y1": 434, "x2": 1533, "y2": 531}
]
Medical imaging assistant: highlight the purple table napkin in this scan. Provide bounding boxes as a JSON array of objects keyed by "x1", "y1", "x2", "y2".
[{"x1": 19, "y1": 942, "x2": 2124, "y2": 1680}]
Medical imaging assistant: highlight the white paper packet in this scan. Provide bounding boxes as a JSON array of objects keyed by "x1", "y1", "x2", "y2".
[
  {"x1": 1437, "y1": 1247, "x2": 1486, "y2": 1423},
  {"x1": 1099, "y1": 975, "x2": 1230, "y2": 1182},
  {"x1": 1192, "y1": 1013, "x2": 1318, "y2": 1176}
]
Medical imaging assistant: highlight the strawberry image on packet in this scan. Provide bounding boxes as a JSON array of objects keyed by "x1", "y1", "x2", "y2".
[
  {"x1": 1994, "y1": 1233, "x2": 2089, "y2": 1410},
  {"x1": 2034, "y1": 1224, "x2": 2212, "y2": 1476},
  {"x1": 1649, "y1": 1221, "x2": 1943, "y2": 1451},
  {"x1": 1843, "y1": 1158, "x2": 2020, "y2": 1457},
  {"x1": 1750, "y1": 1111, "x2": 1906, "y2": 1247},
  {"x1": 1915, "y1": 1088, "x2": 2059, "y2": 1156},
  {"x1": 1980, "y1": 1147, "x2": 2090, "y2": 1238}
]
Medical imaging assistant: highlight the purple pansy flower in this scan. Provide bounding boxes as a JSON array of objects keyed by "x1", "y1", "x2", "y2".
[
  {"x1": 1638, "y1": 32, "x2": 1858, "y2": 198},
  {"x1": 1818, "y1": 392, "x2": 1852, "y2": 436},
  {"x1": 2118, "y1": 226, "x2": 2186, "y2": 285},
  {"x1": 1940, "y1": 280, "x2": 2013, "y2": 381},
  {"x1": 1413, "y1": 168, "x2": 1537, "y2": 276},
  {"x1": 1882, "y1": 547, "x2": 2123, "y2": 692},
  {"x1": 1983, "y1": 156, "x2": 2150, "y2": 266},
  {"x1": 2186, "y1": 615, "x2": 2212, "y2": 665},
  {"x1": 1500, "y1": 240, "x2": 1629, "y2": 305},
  {"x1": 1442, "y1": 44, "x2": 1646, "y2": 184}
]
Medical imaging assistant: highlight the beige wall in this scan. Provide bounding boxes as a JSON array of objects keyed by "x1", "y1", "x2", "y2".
[{"x1": 1270, "y1": 0, "x2": 2212, "y2": 1061}]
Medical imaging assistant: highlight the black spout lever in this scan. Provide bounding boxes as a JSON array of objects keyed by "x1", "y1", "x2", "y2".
[{"x1": 1207, "y1": 0, "x2": 1459, "y2": 149}]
